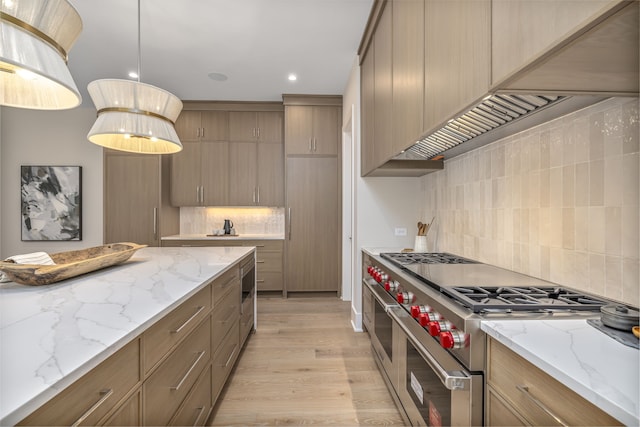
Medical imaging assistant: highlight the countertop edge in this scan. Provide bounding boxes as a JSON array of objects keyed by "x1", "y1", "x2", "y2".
[{"x1": 162, "y1": 234, "x2": 284, "y2": 241}]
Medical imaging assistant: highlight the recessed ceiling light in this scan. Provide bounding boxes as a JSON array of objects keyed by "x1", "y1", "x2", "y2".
[
  {"x1": 288, "y1": 74, "x2": 297, "y2": 81},
  {"x1": 128, "y1": 71, "x2": 138, "y2": 79},
  {"x1": 208, "y1": 72, "x2": 228, "y2": 82}
]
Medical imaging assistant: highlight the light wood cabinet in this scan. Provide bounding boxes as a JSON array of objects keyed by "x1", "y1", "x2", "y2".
[
  {"x1": 212, "y1": 322, "x2": 240, "y2": 403},
  {"x1": 362, "y1": 283, "x2": 373, "y2": 333},
  {"x1": 285, "y1": 157, "x2": 340, "y2": 293},
  {"x1": 424, "y1": 0, "x2": 490, "y2": 135},
  {"x1": 161, "y1": 239, "x2": 284, "y2": 293},
  {"x1": 102, "y1": 390, "x2": 141, "y2": 427},
  {"x1": 392, "y1": 0, "x2": 424, "y2": 154},
  {"x1": 18, "y1": 339, "x2": 141, "y2": 426},
  {"x1": 104, "y1": 150, "x2": 178, "y2": 246},
  {"x1": 228, "y1": 141, "x2": 284, "y2": 206},
  {"x1": 175, "y1": 110, "x2": 229, "y2": 142},
  {"x1": 486, "y1": 337, "x2": 622, "y2": 426},
  {"x1": 372, "y1": 2, "x2": 393, "y2": 163},
  {"x1": 491, "y1": 0, "x2": 638, "y2": 94},
  {"x1": 284, "y1": 105, "x2": 340, "y2": 156},
  {"x1": 360, "y1": 42, "x2": 376, "y2": 176},
  {"x1": 229, "y1": 111, "x2": 283, "y2": 143},
  {"x1": 169, "y1": 365, "x2": 212, "y2": 427}
]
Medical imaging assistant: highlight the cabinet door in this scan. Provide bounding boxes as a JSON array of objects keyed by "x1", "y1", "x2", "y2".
[
  {"x1": 200, "y1": 111, "x2": 229, "y2": 141},
  {"x1": 425, "y1": 0, "x2": 490, "y2": 135},
  {"x1": 284, "y1": 106, "x2": 314, "y2": 155},
  {"x1": 360, "y1": 47, "x2": 376, "y2": 176},
  {"x1": 229, "y1": 112, "x2": 257, "y2": 141},
  {"x1": 491, "y1": 0, "x2": 615, "y2": 86},
  {"x1": 312, "y1": 106, "x2": 340, "y2": 156},
  {"x1": 256, "y1": 111, "x2": 283, "y2": 143},
  {"x1": 105, "y1": 152, "x2": 161, "y2": 246},
  {"x1": 175, "y1": 111, "x2": 202, "y2": 142},
  {"x1": 257, "y1": 143, "x2": 284, "y2": 206},
  {"x1": 373, "y1": 2, "x2": 393, "y2": 164},
  {"x1": 228, "y1": 142, "x2": 258, "y2": 205},
  {"x1": 171, "y1": 141, "x2": 202, "y2": 206},
  {"x1": 201, "y1": 141, "x2": 229, "y2": 205},
  {"x1": 286, "y1": 157, "x2": 339, "y2": 292},
  {"x1": 392, "y1": 0, "x2": 424, "y2": 154}
]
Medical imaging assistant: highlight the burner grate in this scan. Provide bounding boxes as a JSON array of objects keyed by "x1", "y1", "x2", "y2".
[
  {"x1": 442, "y1": 286, "x2": 609, "y2": 313},
  {"x1": 381, "y1": 252, "x2": 479, "y2": 266}
]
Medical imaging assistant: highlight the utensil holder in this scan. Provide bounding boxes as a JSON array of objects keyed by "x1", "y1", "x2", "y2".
[{"x1": 414, "y1": 236, "x2": 428, "y2": 252}]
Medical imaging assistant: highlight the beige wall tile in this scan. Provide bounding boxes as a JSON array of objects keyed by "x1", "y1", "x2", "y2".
[
  {"x1": 604, "y1": 155, "x2": 623, "y2": 207},
  {"x1": 549, "y1": 167, "x2": 562, "y2": 208},
  {"x1": 622, "y1": 205, "x2": 639, "y2": 260},
  {"x1": 540, "y1": 130, "x2": 551, "y2": 170},
  {"x1": 605, "y1": 207, "x2": 622, "y2": 257},
  {"x1": 588, "y1": 253, "x2": 606, "y2": 296},
  {"x1": 605, "y1": 256, "x2": 623, "y2": 301},
  {"x1": 623, "y1": 258, "x2": 640, "y2": 305},
  {"x1": 574, "y1": 162, "x2": 589, "y2": 206},
  {"x1": 562, "y1": 208, "x2": 575, "y2": 250},
  {"x1": 562, "y1": 165, "x2": 575, "y2": 207},
  {"x1": 590, "y1": 111, "x2": 605, "y2": 160},
  {"x1": 574, "y1": 116, "x2": 590, "y2": 163},
  {"x1": 588, "y1": 206, "x2": 606, "y2": 254},
  {"x1": 622, "y1": 153, "x2": 639, "y2": 207},
  {"x1": 622, "y1": 99, "x2": 639, "y2": 154},
  {"x1": 589, "y1": 159, "x2": 604, "y2": 206},
  {"x1": 574, "y1": 207, "x2": 589, "y2": 252}
]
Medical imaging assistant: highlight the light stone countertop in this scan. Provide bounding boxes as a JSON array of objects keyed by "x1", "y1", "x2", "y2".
[
  {"x1": 0, "y1": 246, "x2": 254, "y2": 426},
  {"x1": 482, "y1": 319, "x2": 639, "y2": 426},
  {"x1": 162, "y1": 233, "x2": 284, "y2": 241}
]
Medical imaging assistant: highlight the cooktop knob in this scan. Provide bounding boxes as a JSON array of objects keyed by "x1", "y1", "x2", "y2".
[
  {"x1": 410, "y1": 305, "x2": 433, "y2": 318},
  {"x1": 385, "y1": 280, "x2": 399, "y2": 292},
  {"x1": 439, "y1": 330, "x2": 469, "y2": 349},
  {"x1": 418, "y1": 312, "x2": 443, "y2": 327},
  {"x1": 397, "y1": 291, "x2": 415, "y2": 304},
  {"x1": 426, "y1": 319, "x2": 453, "y2": 335}
]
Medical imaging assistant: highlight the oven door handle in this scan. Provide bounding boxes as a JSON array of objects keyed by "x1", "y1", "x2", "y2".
[
  {"x1": 389, "y1": 307, "x2": 470, "y2": 391},
  {"x1": 363, "y1": 279, "x2": 399, "y2": 312}
]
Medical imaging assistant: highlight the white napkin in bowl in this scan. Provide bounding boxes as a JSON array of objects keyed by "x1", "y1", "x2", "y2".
[{"x1": 0, "y1": 252, "x2": 55, "y2": 282}]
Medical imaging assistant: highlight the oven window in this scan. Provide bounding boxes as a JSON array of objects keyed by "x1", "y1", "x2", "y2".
[
  {"x1": 406, "y1": 341, "x2": 451, "y2": 427},
  {"x1": 374, "y1": 300, "x2": 393, "y2": 362}
]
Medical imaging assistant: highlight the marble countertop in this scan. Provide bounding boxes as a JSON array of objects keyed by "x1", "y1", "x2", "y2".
[
  {"x1": 162, "y1": 233, "x2": 284, "y2": 240},
  {"x1": 482, "y1": 319, "x2": 639, "y2": 426},
  {"x1": 0, "y1": 246, "x2": 254, "y2": 426}
]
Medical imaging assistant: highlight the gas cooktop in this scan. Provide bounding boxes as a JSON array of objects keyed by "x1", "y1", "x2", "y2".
[
  {"x1": 380, "y1": 252, "x2": 479, "y2": 265},
  {"x1": 442, "y1": 286, "x2": 610, "y2": 313}
]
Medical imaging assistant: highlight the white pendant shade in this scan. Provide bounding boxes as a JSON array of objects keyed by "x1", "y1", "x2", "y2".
[
  {"x1": 0, "y1": 0, "x2": 82, "y2": 109},
  {"x1": 87, "y1": 79, "x2": 183, "y2": 154}
]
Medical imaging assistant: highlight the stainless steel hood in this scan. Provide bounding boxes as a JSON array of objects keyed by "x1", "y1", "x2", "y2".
[{"x1": 395, "y1": 94, "x2": 605, "y2": 161}]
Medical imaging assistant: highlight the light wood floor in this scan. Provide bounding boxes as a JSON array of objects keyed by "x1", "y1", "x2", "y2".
[{"x1": 208, "y1": 295, "x2": 404, "y2": 426}]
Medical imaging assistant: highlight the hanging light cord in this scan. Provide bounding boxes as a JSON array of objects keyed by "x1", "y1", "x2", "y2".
[{"x1": 137, "y1": 0, "x2": 141, "y2": 82}]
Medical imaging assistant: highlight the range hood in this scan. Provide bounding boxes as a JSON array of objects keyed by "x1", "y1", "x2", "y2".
[{"x1": 395, "y1": 94, "x2": 604, "y2": 161}]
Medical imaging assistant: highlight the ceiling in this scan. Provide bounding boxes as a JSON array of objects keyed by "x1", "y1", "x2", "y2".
[{"x1": 67, "y1": 0, "x2": 373, "y2": 108}]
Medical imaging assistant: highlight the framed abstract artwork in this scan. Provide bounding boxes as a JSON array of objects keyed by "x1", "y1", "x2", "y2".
[{"x1": 21, "y1": 166, "x2": 82, "y2": 241}]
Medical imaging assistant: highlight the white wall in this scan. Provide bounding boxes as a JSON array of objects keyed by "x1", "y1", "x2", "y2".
[
  {"x1": 0, "y1": 107, "x2": 103, "y2": 258},
  {"x1": 342, "y1": 59, "x2": 422, "y2": 331}
]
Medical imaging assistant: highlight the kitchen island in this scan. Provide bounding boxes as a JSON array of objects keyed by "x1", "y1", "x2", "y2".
[{"x1": 0, "y1": 246, "x2": 254, "y2": 426}]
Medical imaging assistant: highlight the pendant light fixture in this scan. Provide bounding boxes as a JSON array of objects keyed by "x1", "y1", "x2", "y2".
[
  {"x1": 0, "y1": 0, "x2": 82, "y2": 109},
  {"x1": 87, "y1": 0, "x2": 182, "y2": 154}
]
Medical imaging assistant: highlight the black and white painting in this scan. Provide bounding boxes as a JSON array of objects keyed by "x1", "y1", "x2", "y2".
[{"x1": 21, "y1": 166, "x2": 82, "y2": 241}]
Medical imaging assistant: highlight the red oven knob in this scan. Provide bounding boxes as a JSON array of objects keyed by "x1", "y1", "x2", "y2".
[
  {"x1": 380, "y1": 273, "x2": 389, "y2": 283},
  {"x1": 367, "y1": 266, "x2": 374, "y2": 275},
  {"x1": 410, "y1": 305, "x2": 433, "y2": 318},
  {"x1": 439, "y1": 330, "x2": 469, "y2": 349},
  {"x1": 385, "y1": 280, "x2": 399, "y2": 292},
  {"x1": 397, "y1": 291, "x2": 415, "y2": 304},
  {"x1": 418, "y1": 312, "x2": 442, "y2": 327},
  {"x1": 427, "y1": 320, "x2": 454, "y2": 336}
]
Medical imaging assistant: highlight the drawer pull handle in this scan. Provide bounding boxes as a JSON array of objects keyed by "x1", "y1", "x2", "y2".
[
  {"x1": 256, "y1": 245, "x2": 265, "y2": 248},
  {"x1": 257, "y1": 280, "x2": 265, "y2": 283},
  {"x1": 224, "y1": 345, "x2": 238, "y2": 368},
  {"x1": 516, "y1": 384, "x2": 569, "y2": 427},
  {"x1": 171, "y1": 306, "x2": 206, "y2": 334},
  {"x1": 193, "y1": 406, "x2": 206, "y2": 426},
  {"x1": 71, "y1": 389, "x2": 113, "y2": 427},
  {"x1": 171, "y1": 351, "x2": 207, "y2": 391},
  {"x1": 256, "y1": 260, "x2": 265, "y2": 264}
]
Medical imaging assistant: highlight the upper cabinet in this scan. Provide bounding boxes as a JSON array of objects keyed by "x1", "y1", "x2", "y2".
[
  {"x1": 492, "y1": 0, "x2": 639, "y2": 95},
  {"x1": 424, "y1": 0, "x2": 490, "y2": 136},
  {"x1": 229, "y1": 111, "x2": 283, "y2": 143},
  {"x1": 174, "y1": 110, "x2": 229, "y2": 142},
  {"x1": 284, "y1": 103, "x2": 341, "y2": 156}
]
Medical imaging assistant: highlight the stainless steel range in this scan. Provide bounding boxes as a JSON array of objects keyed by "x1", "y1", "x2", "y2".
[{"x1": 362, "y1": 251, "x2": 616, "y2": 426}]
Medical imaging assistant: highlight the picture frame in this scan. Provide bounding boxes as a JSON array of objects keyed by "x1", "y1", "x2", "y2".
[{"x1": 21, "y1": 166, "x2": 82, "y2": 241}]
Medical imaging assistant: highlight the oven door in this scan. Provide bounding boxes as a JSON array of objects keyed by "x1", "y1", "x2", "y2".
[
  {"x1": 363, "y1": 278, "x2": 399, "y2": 387},
  {"x1": 390, "y1": 307, "x2": 483, "y2": 427}
]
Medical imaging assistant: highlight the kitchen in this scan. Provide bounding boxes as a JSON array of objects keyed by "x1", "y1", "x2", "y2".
[{"x1": 1, "y1": 0, "x2": 639, "y2": 426}]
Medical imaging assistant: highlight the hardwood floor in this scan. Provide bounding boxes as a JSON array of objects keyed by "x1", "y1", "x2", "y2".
[{"x1": 208, "y1": 295, "x2": 404, "y2": 426}]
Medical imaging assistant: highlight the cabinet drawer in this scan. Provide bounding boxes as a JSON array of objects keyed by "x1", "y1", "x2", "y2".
[
  {"x1": 487, "y1": 338, "x2": 622, "y2": 426},
  {"x1": 240, "y1": 294, "x2": 254, "y2": 345},
  {"x1": 256, "y1": 251, "x2": 282, "y2": 272},
  {"x1": 212, "y1": 322, "x2": 240, "y2": 403},
  {"x1": 241, "y1": 239, "x2": 283, "y2": 252},
  {"x1": 102, "y1": 389, "x2": 141, "y2": 427},
  {"x1": 256, "y1": 271, "x2": 283, "y2": 291},
  {"x1": 143, "y1": 286, "x2": 211, "y2": 374},
  {"x1": 170, "y1": 364, "x2": 213, "y2": 427},
  {"x1": 144, "y1": 317, "x2": 211, "y2": 426},
  {"x1": 486, "y1": 385, "x2": 527, "y2": 427},
  {"x1": 213, "y1": 266, "x2": 239, "y2": 307},
  {"x1": 19, "y1": 339, "x2": 140, "y2": 426},
  {"x1": 212, "y1": 286, "x2": 240, "y2": 350}
]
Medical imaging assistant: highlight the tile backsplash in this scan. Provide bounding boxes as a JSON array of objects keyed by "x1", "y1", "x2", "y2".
[
  {"x1": 421, "y1": 97, "x2": 639, "y2": 306},
  {"x1": 180, "y1": 207, "x2": 285, "y2": 235}
]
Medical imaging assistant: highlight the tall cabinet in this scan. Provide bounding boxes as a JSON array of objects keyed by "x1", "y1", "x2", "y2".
[
  {"x1": 104, "y1": 150, "x2": 179, "y2": 246},
  {"x1": 283, "y1": 95, "x2": 341, "y2": 294}
]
